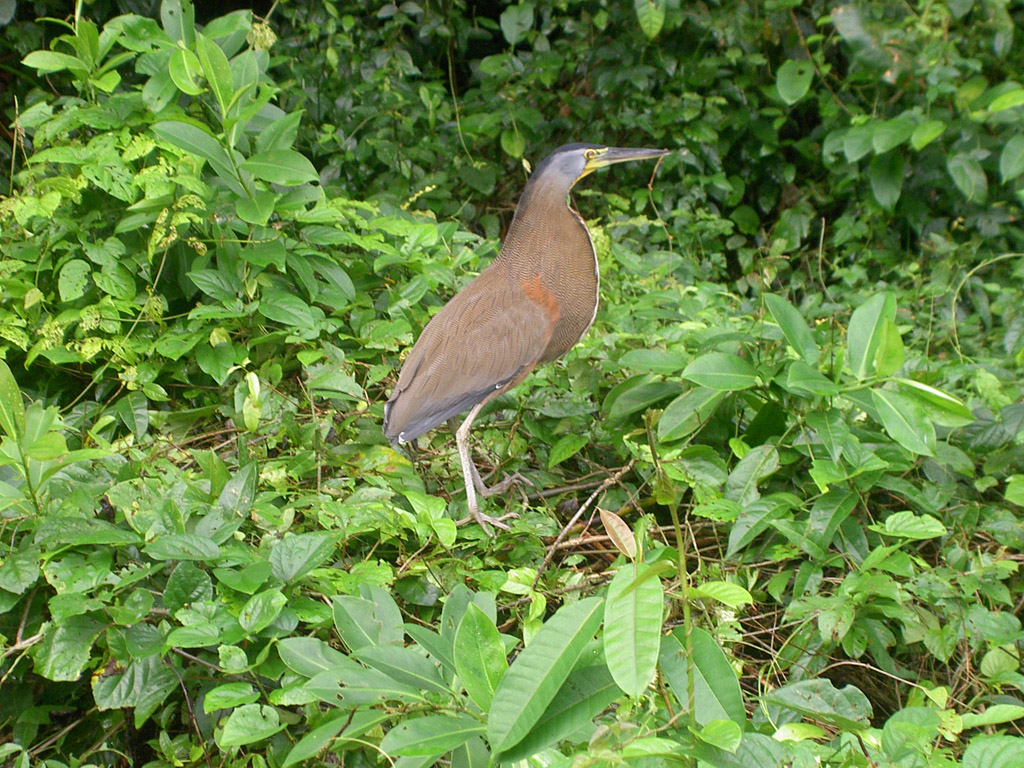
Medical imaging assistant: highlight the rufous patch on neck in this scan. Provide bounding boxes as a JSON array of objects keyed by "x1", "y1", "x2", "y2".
[{"x1": 522, "y1": 274, "x2": 562, "y2": 325}]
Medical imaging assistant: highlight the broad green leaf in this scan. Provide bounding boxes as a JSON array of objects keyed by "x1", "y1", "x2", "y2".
[
  {"x1": 144, "y1": 534, "x2": 220, "y2": 561},
  {"x1": 910, "y1": 119, "x2": 945, "y2": 150},
  {"x1": 781, "y1": 360, "x2": 840, "y2": 396},
  {"x1": 895, "y1": 378, "x2": 974, "y2": 427},
  {"x1": 764, "y1": 293, "x2": 818, "y2": 364},
  {"x1": 91, "y1": 655, "x2": 179, "y2": 727},
  {"x1": 724, "y1": 444, "x2": 779, "y2": 507},
  {"x1": 659, "y1": 627, "x2": 745, "y2": 726},
  {"x1": 151, "y1": 120, "x2": 243, "y2": 192},
  {"x1": 548, "y1": 434, "x2": 588, "y2": 468},
  {"x1": 217, "y1": 704, "x2": 285, "y2": 747},
  {"x1": 355, "y1": 645, "x2": 449, "y2": 694},
  {"x1": 58, "y1": 259, "x2": 91, "y2": 302},
  {"x1": 947, "y1": 153, "x2": 988, "y2": 202},
  {"x1": 0, "y1": 361, "x2": 25, "y2": 439},
  {"x1": 22, "y1": 51, "x2": 89, "y2": 75},
  {"x1": 871, "y1": 510, "x2": 946, "y2": 539},
  {"x1": 238, "y1": 588, "x2": 287, "y2": 635},
  {"x1": 604, "y1": 376, "x2": 679, "y2": 420},
  {"x1": 691, "y1": 581, "x2": 753, "y2": 608},
  {"x1": 869, "y1": 151, "x2": 904, "y2": 210},
  {"x1": 203, "y1": 682, "x2": 259, "y2": 713},
  {"x1": 496, "y1": 665, "x2": 619, "y2": 763},
  {"x1": 872, "y1": 388, "x2": 935, "y2": 456},
  {"x1": 332, "y1": 586, "x2": 403, "y2": 651},
  {"x1": 306, "y1": 666, "x2": 425, "y2": 707},
  {"x1": 381, "y1": 713, "x2": 484, "y2": 757},
  {"x1": 872, "y1": 116, "x2": 915, "y2": 153},
  {"x1": 803, "y1": 489, "x2": 858, "y2": 559},
  {"x1": 989, "y1": 88, "x2": 1024, "y2": 113},
  {"x1": 277, "y1": 637, "x2": 361, "y2": 678},
  {"x1": 1006, "y1": 476, "x2": 1024, "y2": 507},
  {"x1": 843, "y1": 124, "x2": 873, "y2": 163},
  {"x1": 487, "y1": 596, "x2": 604, "y2": 752},
  {"x1": 218, "y1": 461, "x2": 257, "y2": 516},
  {"x1": 500, "y1": 129, "x2": 525, "y2": 159},
  {"x1": 454, "y1": 604, "x2": 507, "y2": 710},
  {"x1": 874, "y1": 317, "x2": 904, "y2": 377},
  {"x1": 999, "y1": 134, "x2": 1024, "y2": 182},
  {"x1": 776, "y1": 59, "x2": 813, "y2": 105},
  {"x1": 195, "y1": 33, "x2": 233, "y2": 119},
  {"x1": 499, "y1": 3, "x2": 533, "y2": 45},
  {"x1": 603, "y1": 562, "x2": 663, "y2": 697},
  {"x1": 258, "y1": 291, "x2": 316, "y2": 329},
  {"x1": 634, "y1": 0, "x2": 665, "y2": 39},
  {"x1": 167, "y1": 47, "x2": 204, "y2": 95},
  {"x1": 695, "y1": 719, "x2": 743, "y2": 752},
  {"x1": 961, "y1": 704, "x2": 1024, "y2": 729},
  {"x1": 658, "y1": 388, "x2": 726, "y2": 442},
  {"x1": 283, "y1": 711, "x2": 391, "y2": 768},
  {"x1": 620, "y1": 348, "x2": 689, "y2": 374},
  {"x1": 847, "y1": 292, "x2": 895, "y2": 380},
  {"x1": 763, "y1": 678, "x2": 871, "y2": 731},
  {"x1": 683, "y1": 353, "x2": 757, "y2": 391},
  {"x1": 269, "y1": 532, "x2": 335, "y2": 584},
  {"x1": 241, "y1": 150, "x2": 319, "y2": 186},
  {"x1": 32, "y1": 615, "x2": 103, "y2": 681},
  {"x1": 962, "y1": 735, "x2": 1024, "y2": 768}
]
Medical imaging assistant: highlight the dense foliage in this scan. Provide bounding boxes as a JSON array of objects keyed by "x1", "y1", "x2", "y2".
[{"x1": 0, "y1": 0, "x2": 1022, "y2": 766}]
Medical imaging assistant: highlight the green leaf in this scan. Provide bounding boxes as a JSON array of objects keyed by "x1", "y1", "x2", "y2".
[
  {"x1": 620, "y1": 348, "x2": 689, "y2": 374},
  {"x1": 497, "y1": 665, "x2": 620, "y2": 762},
  {"x1": 355, "y1": 645, "x2": 449, "y2": 694},
  {"x1": 548, "y1": 434, "x2": 588, "y2": 468},
  {"x1": 776, "y1": 59, "x2": 814, "y2": 105},
  {"x1": 217, "y1": 704, "x2": 285, "y2": 747},
  {"x1": 381, "y1": 713, "x2": 484, "y2": 757},
  {"x1": 203, "y1": 682, "x2": 259, "y2": 713},
  {"x1": 843, "y1": 125, "x2": 873, "y2": 163},
  {"x1": 91, "y1": 655, "x2": 179, "y2": 727},
  {"x1": 151, "y1": 120, "x2": 242, "y2": 192},
  {"x1": 22, "y1": 50, "x2": 89, "y2": 75},
  {"x1": 278, "y1": 637, "x2": 359, "y2": 678},
  {"x1": 988, "y1": 88, "x2": 1024, "y2": 113},
  {"x1": 500, "y1": 129, "x2": 525, "y2": 159},
  {"x1": 658, "y1": 388, "x2": 726, "y2": 442},
  {"x1": 682, "y1": 353, "x2": 757, "y2": 391},
  {"x1": 691, "y1": 581, "x2": 753, "y2": 608},
  {"x1": 238, "y1": 588, "x2": 287, "y2": 635},
  {"x1": 333, "y1": 590, "x2": 403, "y2": 652},
  {"x1": 999, "y1": 135, "x2": 1024, "y2": 182},
  {"x1": 659, "y1": 627, "x2": 745, "y2": 727},
  {"x1": 32, "y1": 615, "x2": 103, "y2": 681},
  {"x1": 724, "y1": 444, "x2": 780, "y2": 507},
  {"x1": 499, "y1": 3, "x2": 533, "y2": 45},
  {"x1": 634, "y1": 0, "x2": 665, "y2": 39},
  {"x1": 114, "y1": 391, "x2": 149, "y2": 440},
  {"x1": 847, "y1": 291, "x2": 895, "y2": 380},
  {"x1": 144, "y1": 534, "x2": 220, "y2": 561},
  {"x1": 781, "y1": 360, "x2": 840, "y2": 396},
  {"x1": 910, "y1": 119, "x2": 945, "y2": 150},
  {"x1": 241, "y1": 150, "x2": 319, "y2": 186},
  {"x1": 764, "y1": 294, "x2": 818, "y2": 363},
  {"x1": 1006, "y1": 476, "x2": 1024, "y2": 507},
  {"x1": 694, "y1": 719, "x2": 743, "y2": 752},
  {"x1": 947, "y1": 153, "x2": 988, "y2": 202},
  {"x1": 869, "y1": 151, "x2": 904, "y2": 210},
  {"x1": 763, "y1": 679, "x2": 871, "y2": 731},
  {"x1": 874, "y1": 317, "x2": 904, "y2": 377},
  {"x1": 167, "y1": 47, "x2": 204, "y2": 95},
  {"x1": 269, "y1": 532, "x2": 335, "y2": 584},
  {"x1": 487, "y1": 596, "x2": 604, "y2": 752},
  {"x1": 454, "y1": 603, "x2": 507, "y2": 710},
  {"x1": 895, "y1": 378, "x2": 974, "y2": 427},
  {"x1": 283, "y1": 712, "x2": 392, "y2": 767},
  {"x1": 58, "y1": 259, "x2": 91, "y2": 302},
  {"x1": 0, "y1": 361, "x2": 26, "y2": 439},
  {"x1": 603, "y1": 562, "x2": 663, "y2": 697},
  {"x1": 257, "y1": 291, "x2": 316, "y2": 330},
  {"x1": 195, "y1": 33, "x2": 234, "y2": 119},
  {"x1": 962, "y1": 735, "x2": 1024, "y2": 768},
  {"x1": 872, "y1": 117, "x2": 915, "y2": 153},
  {"x1": 871, "y1": 510, "x2": 946, "y2": 539},
  {"x1": 605, "y1": 376, "x2": 679, "y2": 420},
  {"x1": 872, "y1": 388, "x2": 935, "y2": 456}
]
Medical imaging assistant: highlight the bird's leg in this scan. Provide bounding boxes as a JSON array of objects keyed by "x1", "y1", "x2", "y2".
[{"x1": 454, "y1": 404, "x2": 518, "y2": 534}]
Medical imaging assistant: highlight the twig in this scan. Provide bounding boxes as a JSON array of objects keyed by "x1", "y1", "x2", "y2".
[{"x1": 531, "y1": 460, "x2": 635, "y2": 590}]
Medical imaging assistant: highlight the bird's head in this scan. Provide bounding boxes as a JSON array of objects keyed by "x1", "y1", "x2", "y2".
[{"x1": 532, "y1": 143, "x2": 670, "y2": 191}]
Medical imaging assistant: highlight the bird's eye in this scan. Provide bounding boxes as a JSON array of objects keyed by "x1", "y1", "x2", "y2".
[{"x1": 584, "y1": 149, "x2": 596, "y2": 160}]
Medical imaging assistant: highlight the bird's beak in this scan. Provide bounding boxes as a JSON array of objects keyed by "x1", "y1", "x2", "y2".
[{"x1": 584, "y1": 147, "x2": 670, "y2": 175}]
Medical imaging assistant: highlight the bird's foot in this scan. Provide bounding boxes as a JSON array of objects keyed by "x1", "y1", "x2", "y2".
[
  {"x1": 470, "y1": 465, "x2": 536, "y2": 498},
  {"x1": 457, "y1": 508, "x2": 519, "y2": 535}
]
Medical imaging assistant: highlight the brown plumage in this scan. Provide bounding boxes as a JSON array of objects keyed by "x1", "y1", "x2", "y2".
[{"x1": 384, "y1": 144, "x2": 668, "y2": 532}]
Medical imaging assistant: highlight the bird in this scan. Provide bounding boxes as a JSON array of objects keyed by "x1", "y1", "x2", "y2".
[{"x1": 383, "y1": 143, "x2": 669, "y2": 533}]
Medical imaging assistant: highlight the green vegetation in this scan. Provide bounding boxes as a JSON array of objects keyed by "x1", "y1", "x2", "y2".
[{"x1": 0, "y1": 0, "x2": 1022, "y2": 765}]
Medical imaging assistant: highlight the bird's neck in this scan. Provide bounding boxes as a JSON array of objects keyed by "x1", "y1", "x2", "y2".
[{"x1": 496, "y1": 188, "x2": 591, "y2": 281}]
